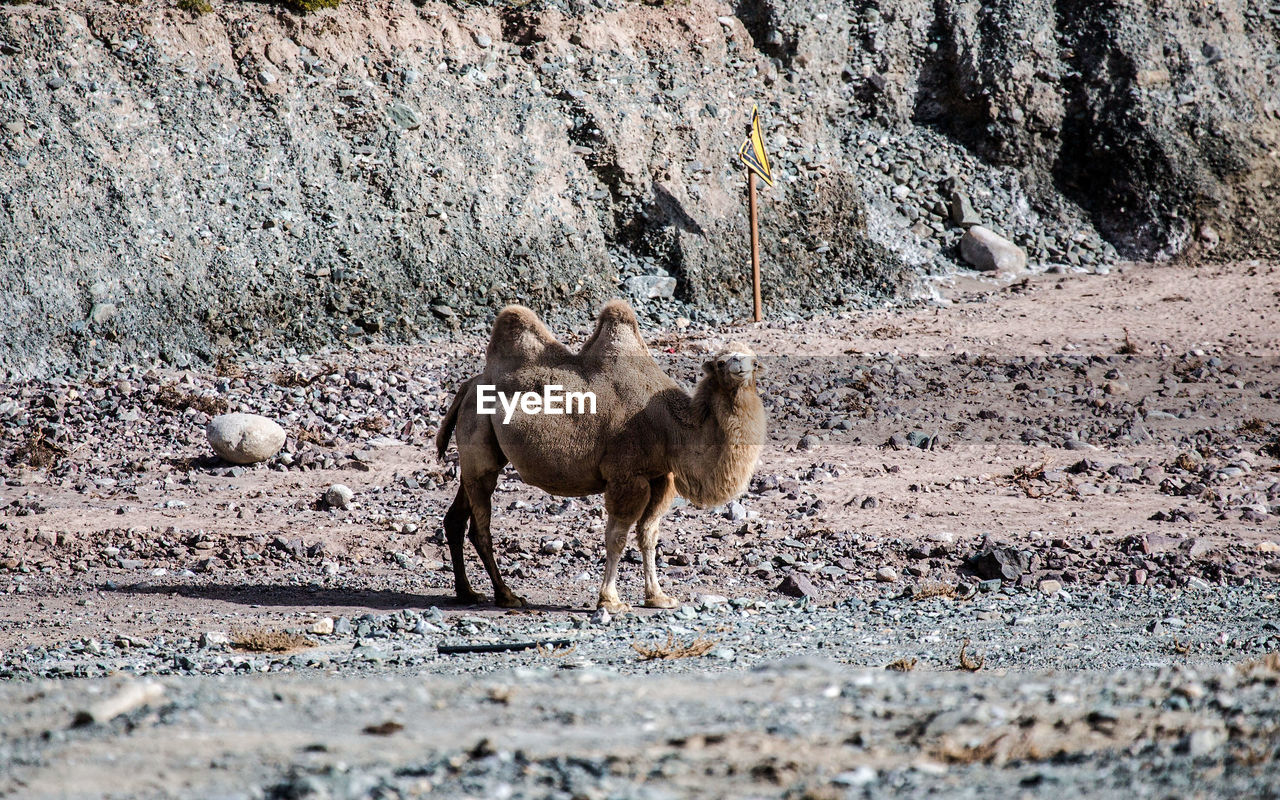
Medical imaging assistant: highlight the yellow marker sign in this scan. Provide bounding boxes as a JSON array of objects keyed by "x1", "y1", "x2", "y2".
[{"x1": 738, "y1": 104, "x2": 774, "y2": 187}]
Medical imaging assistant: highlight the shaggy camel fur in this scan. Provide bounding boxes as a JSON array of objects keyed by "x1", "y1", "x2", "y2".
[{"x1": 435, "y1": 300, "x2": 766, "y2": 611}]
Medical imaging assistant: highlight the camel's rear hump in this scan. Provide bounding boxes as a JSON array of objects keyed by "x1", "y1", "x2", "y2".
[{"x1": 580, "y1": 299, "x2": 650, "y2": 361}]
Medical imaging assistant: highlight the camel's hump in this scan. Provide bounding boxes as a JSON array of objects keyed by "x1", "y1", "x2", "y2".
[
  {"x1": 597, "y1": 299, "x2": 640, "y2": 328},
  {"x1": 579, "y1": 299, "x2": 649, "y2": 359},
  {"x1": 487, "y1": 305, "x2": 561, "y2": 363}
]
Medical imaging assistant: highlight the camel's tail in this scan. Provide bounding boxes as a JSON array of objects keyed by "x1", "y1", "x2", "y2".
[{"x1": 435, "y1": 376, "x2": 478, "y2": 460}]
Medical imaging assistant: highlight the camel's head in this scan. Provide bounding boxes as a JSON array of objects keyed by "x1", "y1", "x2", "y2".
[{"x1": 703, "y1": 343, "x2": 763, "y2": 390}]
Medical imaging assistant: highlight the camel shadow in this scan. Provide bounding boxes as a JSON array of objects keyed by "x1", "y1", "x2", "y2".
[{"x1": 109, "y1": 582, "x2": 584, "y2": 614}]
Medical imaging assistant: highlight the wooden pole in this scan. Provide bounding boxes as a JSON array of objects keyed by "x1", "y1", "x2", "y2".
[{"x1": 748, "y1": 171, "x2": 762, "y2": 322}]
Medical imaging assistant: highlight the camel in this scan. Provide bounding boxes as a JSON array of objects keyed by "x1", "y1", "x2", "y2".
[{"x1": 435, "y1": 300, "x2": 766, "y2": 612}]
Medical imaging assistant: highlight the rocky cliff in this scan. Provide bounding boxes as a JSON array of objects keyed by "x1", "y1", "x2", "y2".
[{"x1": 1, "y1": 0, "x2": 1277, "y2": 374}]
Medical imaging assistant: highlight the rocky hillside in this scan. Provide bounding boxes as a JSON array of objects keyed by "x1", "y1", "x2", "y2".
[{"x1": 1, "y1": 0, "x2": 1278, "y2": 374}]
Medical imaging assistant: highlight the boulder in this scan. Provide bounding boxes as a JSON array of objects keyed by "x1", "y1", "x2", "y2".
[
  {"x1": 623, "y1": 275, "x2": 677, "y2": 300},
  {"x1": 970, "y1": 545, "x2": 1030, "y2": 581},
  {"x1": 960, "y1": 226, "x2": 1027, "y2": 274},
  {"x1": 206, "y1": 413, "x2": 285, "y2": 465}
]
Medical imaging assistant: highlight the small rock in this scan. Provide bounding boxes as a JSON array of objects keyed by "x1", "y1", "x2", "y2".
[
  {"x1": 1039, "y1": 578, "x2": 1063, "y2": 595},
  {"x1": 905, "y1": 431, "x2": 932, "y2": 449},
  {"x1": 776, "y1": 572, "x2": 819, "y2": 598},
  {"x1": 1186, "y1": 728, "x2": 1225, "y2": 756},
  {"x1": 200, "y1": 631, "x2": 230, "y2": 648},
  {"x1": 324, "y1": 484, "x2": 355, "y2": 510},
  {"x1": 540, "y1": 539, "x2": 564, "y2": 555},
  {"x1": 696, "y1": 593, "x2": 729, "y2": 606},
  {"x1": 207, "y1": 413, "x2": 286, "y2": 465},
  {"x1": 1198, "y1": 224, "x2": 1220, "y2": 250},
  {"x1": 960, "y1": 226, "x2": 1028, "y2": 274},
  {"x1": 590, "y1": 607, "x2": 611, "y2": 625},
  {"x1": 310, "y1": 617, "x2": 335, "y2": 635},
  {"x1": 948, "y1": 191, "x2": 981, "y2": 227},
  {"x1": 833, "y1": 766, "x2": 878, "y2": 787},
  {"x1": 1186, "y1": 576, "x2": 1211, "y2": 591},
  {"x1": 333, "y1": 616, "x2": 353, "y2": 636},
  {"x1": 387, "y1": 102, "x2": 421, "y2": 130},
  {"x1": 473, "y1": 32, "x2": 492, "y2": 48},
  {"x1": 89, "y1": 303, "x2": 117, "y2": 325},
  {"x1": 875, "y1": 566, "x2": 898, "y2": 583}
]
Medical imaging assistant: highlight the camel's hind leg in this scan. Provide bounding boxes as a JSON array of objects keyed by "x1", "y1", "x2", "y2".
[
  {"x1": 598, "y1": 478, "x2": 651, "y2": 613},
  {"x1": 636, "y1": 474, "x2": 678, "y2": 609},
  {"x1": 453, "y1": 392, "x2": 525, "y2": 608},
  {"x1": 443, "y1": 486, "x2": 484, "y2": 605},
  {"x1": 460, "y1": 466, "x2": 526, "y2": 609}
]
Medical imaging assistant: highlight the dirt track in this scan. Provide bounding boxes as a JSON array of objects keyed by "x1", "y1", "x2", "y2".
[{"x1": 2, "y1": 260, "x2": 1279, "y2": 798}]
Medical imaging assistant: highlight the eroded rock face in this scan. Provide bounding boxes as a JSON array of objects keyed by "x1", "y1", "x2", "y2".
[
  {"x1": 0, "y1": 0, "x2": 1276, "y2": 374},
  {"x1": 207, "y1": 414, "x2": 285, "y2": 465},
  {"x1": 858, "y1": 0, "x2": 1280, "y2": 260}
]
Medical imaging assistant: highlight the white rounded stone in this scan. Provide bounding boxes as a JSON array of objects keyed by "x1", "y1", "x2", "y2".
[{"x1": 206, "y1": 413, "x2": 286, "y2": 465}]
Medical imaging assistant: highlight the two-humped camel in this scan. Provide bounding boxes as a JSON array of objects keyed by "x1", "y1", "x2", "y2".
[{"x1": 435, "y1": 300, "x2": 766, "y2": 611}]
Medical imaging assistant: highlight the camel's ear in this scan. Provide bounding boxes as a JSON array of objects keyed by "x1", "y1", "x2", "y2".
[
  {"x1": 753, "y1": 360, "x2": 766, "y2": 376},
  {"x1": 702, "y1": 359, "x2": 716, "y2": 376}
]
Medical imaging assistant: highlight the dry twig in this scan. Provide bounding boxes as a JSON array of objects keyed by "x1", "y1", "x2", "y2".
[
  {"x1": 230, "y1": 628, "x2": 315, "y2": 653},
  {"x1": 631, "y1": 632, "x2": 719, "y2": 661},
  {"x1": 1116, "y1": 327, "x2": 1139, "y2": 355},
  {"x1": 1239, "y1": 652, "x2": 1280, "y2": 681},
  {"x1": 154, "y1": 385, "x2": 229, "y2": 417},
  {"x1": 8, "y1": 427, "x2": 66, "y2": 470},
  {"x1": 957, "y1": 638, "x2": 985, "y2": 672},
  {"x1": 1007, "y1": 460, "x2": 1065, "y2": 499},
  {"x1": 912, "y1": 581, "x2": 957, "y2": 601}
]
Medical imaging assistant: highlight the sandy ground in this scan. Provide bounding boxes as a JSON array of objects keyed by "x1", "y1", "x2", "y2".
[{"x1": 2, "y1": 260, "x2": 1277, "y2": 641}]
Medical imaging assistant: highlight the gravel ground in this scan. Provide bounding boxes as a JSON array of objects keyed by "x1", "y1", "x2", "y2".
[{"x1": 1, "y1": 260, "x2": 1278, "y2": 797}]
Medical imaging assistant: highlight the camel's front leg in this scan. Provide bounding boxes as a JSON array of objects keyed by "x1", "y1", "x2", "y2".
[
  {"x1": 637, "y1": 474, "x2": 678, "y2": 609},
  {"x1": 598, "y1": 478, "x2": 649, "y2": 613},
  {"x1": 597, "y1": 516, "x2": 633, "y2": 613}
]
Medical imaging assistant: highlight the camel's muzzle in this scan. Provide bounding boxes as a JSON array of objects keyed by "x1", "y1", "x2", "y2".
[{"x1": 725, "y1": 353, "x2": 754, "y2": 379}]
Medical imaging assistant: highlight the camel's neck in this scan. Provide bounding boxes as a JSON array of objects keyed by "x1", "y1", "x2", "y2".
[{"x1": 669, "y1": 377, "x2": 766, "y2": 509}]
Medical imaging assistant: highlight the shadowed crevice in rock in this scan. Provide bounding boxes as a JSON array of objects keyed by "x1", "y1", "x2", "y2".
[
  {"x1": 733, "y1": 0, "x2": 797, "y2": 66},
  {"x1": 1050, "y1": 0, "x2": 1186, "y2": 259}
]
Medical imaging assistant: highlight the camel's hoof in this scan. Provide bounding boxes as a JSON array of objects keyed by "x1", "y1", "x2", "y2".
[
  {"x1": 598, "y1": 599, "x2": 632, "y2": 614},
  {"x1": 496, "y1": 593, "x2": 527, "y2": 609},
  {"x1": 643, "y1": 594, "x2": 679, "y2": 610},
  {"x1": 453, "y1": 590, "x2": 487, "y2": 606}
]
